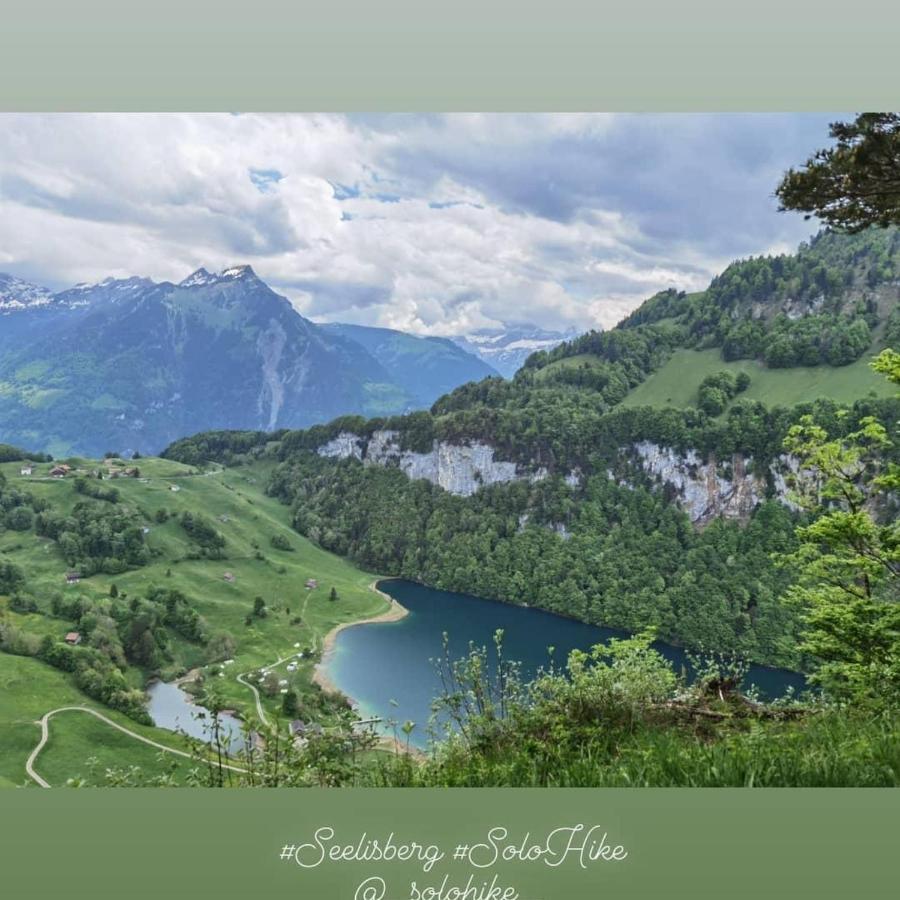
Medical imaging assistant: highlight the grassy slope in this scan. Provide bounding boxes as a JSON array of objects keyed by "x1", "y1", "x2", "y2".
[
  {"x1": 0, "y1": 456, "x2": 386, "y2": 785},
  {"x1": 0, "y1": 652, "x2": 197, "y2": 787},
  {"x1": 619, "y1": 348, "x2": 895, "y2": 411}
]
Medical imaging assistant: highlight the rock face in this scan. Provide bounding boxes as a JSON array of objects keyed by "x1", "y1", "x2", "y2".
[
  {"x1": 319, "y1": 432, "x2": 796, "y2": 523},
  {"x1": 318, "y1": 432, "x2": 365, "y2": 461},
  {"x1": 318, "y1": 430, "x2": 543, "y2": 497},
  {"x1": 631, "y1": 441, "x2": 770, "y2": 525}
]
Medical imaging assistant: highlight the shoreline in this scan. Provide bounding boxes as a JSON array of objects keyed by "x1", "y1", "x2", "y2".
[{"x1": 312, "y1": 579, "x2": 409, "y2": 698}]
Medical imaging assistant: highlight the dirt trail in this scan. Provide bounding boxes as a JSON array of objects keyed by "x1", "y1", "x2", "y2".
[{"x1": 26, "y1": 706, "x2": 247, "y2": 788}]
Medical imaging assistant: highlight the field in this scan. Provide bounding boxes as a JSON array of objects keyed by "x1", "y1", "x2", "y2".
[
  {"x1": 0, "y1": 651, "x2": 200, "y2": 787},
  {"x1": 0, "y1": 455, "x2": 387, "y2": 786},
  {"x1": 619, "y1": 348, "x2": 895, "y2": 411}
]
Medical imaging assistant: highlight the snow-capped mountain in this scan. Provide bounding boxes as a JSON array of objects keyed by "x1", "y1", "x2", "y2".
[
  {"x1": 0, "y1": 274, "x2": 54, "y2": 312},
  {"x1": 0, "y1": 267, "x2": 494, "y2": 457},
  {"x1": 450, "y1": 325, "x2": 582, "y2": 377}
]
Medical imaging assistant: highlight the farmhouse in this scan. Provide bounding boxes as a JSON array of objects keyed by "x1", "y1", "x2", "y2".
[
  {"x1": 20, "y1": 465, "x2": 33, "y2": 476},
  {"x1": 50, "y1": 464, "x2": 71, "y2": 478},
  {"x1": 65, "y1": 571, "x2": 81, "y2": 585},
  {"x1": 64, "y1": 632, "x2": 82, "y2": 646}
]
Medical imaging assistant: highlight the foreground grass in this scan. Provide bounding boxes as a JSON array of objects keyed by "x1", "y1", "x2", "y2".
[{"x1": 361, "y1": 710, "x2": 900, "y2": 788}]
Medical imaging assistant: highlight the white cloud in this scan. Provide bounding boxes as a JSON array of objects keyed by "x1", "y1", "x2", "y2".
[{"x1": 0, "y1": 113, "x2": 830, "y2": 333}]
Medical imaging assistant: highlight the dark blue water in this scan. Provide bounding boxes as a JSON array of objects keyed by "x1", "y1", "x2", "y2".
[{"x1": 326, "y1": 579, "x2": 808, "y2": 748}]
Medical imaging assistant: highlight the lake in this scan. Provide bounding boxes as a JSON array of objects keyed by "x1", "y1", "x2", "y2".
[
  {"x1": 324, "y1": 579, "x2": 808, "y2": 748},
  {"x1": 146, "y1": 680, "x2": 247, "y2": 754}
]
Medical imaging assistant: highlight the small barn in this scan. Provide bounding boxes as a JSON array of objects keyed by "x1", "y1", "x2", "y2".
[
  {"x1": 64, "y1": 632, "x2": 82, "y2": 646},
  {"x1": 65, "y1": 571, "x2": 81, "y2": 585},
  {"x1": 305, "y1": 578, "x2": 318, "y2": 590},
  {"x1": 20, "y1": 465, "x2": 33, "y2": 476},
  {"x1": 223, "y1": 571, "x2": 236, "y2": 583}
]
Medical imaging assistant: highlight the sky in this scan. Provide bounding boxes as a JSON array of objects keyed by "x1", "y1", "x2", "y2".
[{"x1": 0, "y1": 113, "x2": 836, "y2": 334}]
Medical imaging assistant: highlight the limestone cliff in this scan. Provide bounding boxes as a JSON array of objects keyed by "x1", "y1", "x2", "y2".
[
  {"x1": 318, "y1": 431, "x2": 796, "y2": 524},
  {"x1": 318, "y1": 430, "x2": 546, "y2": 497},
  {"x1": 631, "y1": 441, "x2": 780, "y2": 525}
]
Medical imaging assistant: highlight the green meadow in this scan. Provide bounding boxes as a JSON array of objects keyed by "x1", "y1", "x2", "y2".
[
  {"x1": 619, "y1": 348, "x2": 895, "y2": 411},
  {"x1": 0, "y1": 456, "x2": 386, "y2": 786},
  {"x1": 0, "y1": 651, "x2": 199, "y2": 787}
]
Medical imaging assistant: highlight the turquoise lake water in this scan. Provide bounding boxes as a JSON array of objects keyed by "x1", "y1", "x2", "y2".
[{"x1": 325, "y1": 579, "x2": 808, "y2": 748}]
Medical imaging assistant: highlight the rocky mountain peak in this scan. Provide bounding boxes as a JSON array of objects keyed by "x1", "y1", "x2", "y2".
[
  {"x1": 0, "y1": 273, "x2": 54, "y2": 312},
  {"x1": 177, "y1": 264, "x2": 263, "y2": 290}
]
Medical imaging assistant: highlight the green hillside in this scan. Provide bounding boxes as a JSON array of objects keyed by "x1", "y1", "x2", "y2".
[
  {"x1": 0, "y1": 455, "x2": 386, "y2": 786},
  {"x1": 620, "y1": 348, "x2": 896, "y2": 411},
  {"x1": 0, "y1": 651, "x2": 198, "y2": 787}
]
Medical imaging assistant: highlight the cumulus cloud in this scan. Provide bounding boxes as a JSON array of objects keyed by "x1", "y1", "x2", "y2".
[{"x1": 0, "y1": 113, "x2": 834, "y2": 332}]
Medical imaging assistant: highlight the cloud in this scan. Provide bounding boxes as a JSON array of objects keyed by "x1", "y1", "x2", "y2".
[{"x1": 0, "y1": 113, "x2": 835, "y2": 332}]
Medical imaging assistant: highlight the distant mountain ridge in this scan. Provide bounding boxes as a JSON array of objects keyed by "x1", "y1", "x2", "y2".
[
  {"x1": 0, "y1": 274, "x2": 54, "y2": 311},
  {"x1": 0, "y1": 266, "x2": 498, "y2": 457},
  {"x1": 321, "y1": 323, "x2": 498, "y2": 407},
  {"x1": 450, "y1": 325, "x2": 579, "y2": 377}
]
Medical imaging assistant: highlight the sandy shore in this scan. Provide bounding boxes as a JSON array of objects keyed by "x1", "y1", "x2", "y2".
[{"x1": 312, "y1": 580, "x2": 408, "y2": 697}]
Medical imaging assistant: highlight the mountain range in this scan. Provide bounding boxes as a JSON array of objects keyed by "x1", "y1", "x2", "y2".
[
  {"x1": 449, "y1": 325, "x2": 578, "y2": 377},
  {"x1": 0, "y1": 267, "x2": 500, "y2": 457}
]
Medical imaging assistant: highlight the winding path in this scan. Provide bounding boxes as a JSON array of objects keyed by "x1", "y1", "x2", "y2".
[
  {"x1": 235, "y1": 653, "x2": 300, "y2": 728},
  {"x1": 26, "y1": 706, "x2": 246, "y2": 788}
]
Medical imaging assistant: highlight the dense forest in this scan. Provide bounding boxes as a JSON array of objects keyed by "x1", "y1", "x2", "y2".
[{"x1": 269, "y1": 457, "x2": 803, "y2": 666}]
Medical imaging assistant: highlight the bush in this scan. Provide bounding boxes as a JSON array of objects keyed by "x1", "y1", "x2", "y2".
[
  {"x1": 270, "y1": 533, "x2": 294, "y2": 551},
  {"x1": 5, "y1": 506, "x2": 34, "y2": 532},
  {"x1": 0, "y1": 558, "x2": 25, "y2": 593},
  {"x1": 179, "y1": 512, "x2": 226, "y2": 554}
]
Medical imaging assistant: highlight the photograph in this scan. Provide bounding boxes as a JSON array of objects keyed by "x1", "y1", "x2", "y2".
[{"x1": 0, "y1": 111, "x2": 897, "y2": 792}]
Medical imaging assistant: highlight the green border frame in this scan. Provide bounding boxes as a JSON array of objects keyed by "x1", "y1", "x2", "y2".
[
  {"x1": 0, "y1": 1, "x2": 898, "y2": 110},
  {"x1": 1, "y1": 4, "x2": 898, "y2": 897},
  {"x1": 3, "y1": 788, "x2": 898, "y2": 897}
]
